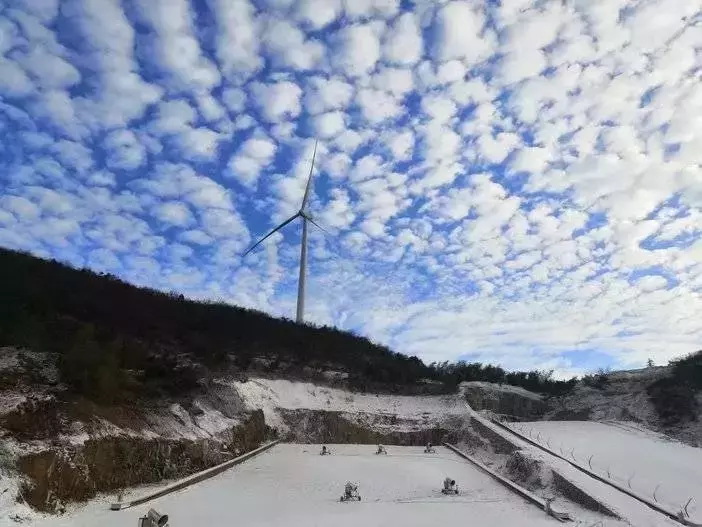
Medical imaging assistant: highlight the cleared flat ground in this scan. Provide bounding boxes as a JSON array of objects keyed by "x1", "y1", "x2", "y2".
[
  {"x1": 35, "y1": 444, "x2": 559, "y2": 527},
  {"x1": 511, "y1": 420, "x2": 702, "y2": 522}
]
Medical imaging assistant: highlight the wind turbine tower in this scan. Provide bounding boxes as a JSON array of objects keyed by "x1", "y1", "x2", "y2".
[{"x1": 243, "y1": 141, "x2": 325, "y2": 324}]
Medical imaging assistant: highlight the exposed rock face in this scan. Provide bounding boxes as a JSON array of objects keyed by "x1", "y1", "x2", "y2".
[
  {"x1": 462, "y1": 382, "x2": 547, "y2": 419},
  {"x1": 545, "y1": 369, "x2": 668, "y2": 424},
  {"x1": 279, "y1": 409, "x2": 464, "y2": 445},
  {"x1": 17, "y1": 410, "x2": 268, "y2": 512}
]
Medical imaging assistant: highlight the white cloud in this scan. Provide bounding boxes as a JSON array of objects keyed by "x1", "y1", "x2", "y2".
[
  {"x1": 2, "y1": 195, "x2": 41, "y2": 221},
  {"x1": 180, "y1": 229, "x2": 213, "y2": 246},
  {"x1": 320, "y1": 188, "x2": 355, "y2": 229},
  {"x1": 30, "y1": 90, "x2": 85, "y2": 137},
  {"x1": 382, "y1": 12, "x2": 422, "y2": 66},
  {"x1": 510, "y1": 146, "x2": 550, "y2": 174},
  {"x1": 228, "y1": 135, "x2": 278, "y2": 188},
  {"x1": 635, "y1": 275, "x2": 669, "y2": 293},
  {"x1": 206, "y1": 0, "x2": 261, "y2": 81},
  {"x1": 150, "y1": 99, "x2": 197, "y2": 135},
  {"x1": 63, "y1": 0, "x2": 163, "y2": 128},
  {"x1": 262, "y1": 19, "x2": 325, "y2": 71},
  {"x1": 178, "y1": 127, "x2": 222, "y2": 160},
  {"x1": 350, "y1": 154, "x2": 384, "y2": 182},
  {"x1": 155, "y1": 201, "x2": 194, "y2": 227},
  {"x1": 196, "y1": 94, "x2": 227, "y2": 122},
  {"x1": 304, "y1": 76, "x2": 354, "y2": 115},
  {"x1": 371, "y1": 67, "x2": 414, "y2": 96},
  {"x1": 312, "y1": 111, "x2": 346, "y2": 139},
  {"x1": 384, "y1": 130, "x2": 414, "y2": 161},
  {"x1": 333, "y1": 24, "x2": 380, "y2": 77},
  {"x1": 88, "y1": 248, "x2": 121, "y2": 271},
  {"x1": 104, "y1": 129, "x2": 146, "y2": 170},
  {"x1": 296, "y1": 0, "x2": 342, "y2": 29},
  {"x1": 135, "y1": 0, "x2": 221, "y2": 91},
  {"x1": 200, "y1": 208, "x2": 249, "y2": 243},
  {"x1": 342, "y1": 0, "x2": 399, "y2": 19},
  {"x1": 251, "y1": 81, "x2": 303, "y2": 123},
  {"x1": 499, "y1": 47, "x2": 547, "y2": 85},
  {"x1": 356, "y1": 88, "x2": 402, "y2": 124},
  {"x1": 51, "y1": 140, "x2": 94, "y2": 174},
  {"x1": 436, "y1": 60, "x2": 466, "y2": 84},
  {"x1": 221, "y1": 88, "x2": 247, "y2": 114},
  {"x1": 322, "y1": 152, "x2": 352, "y2": 180},
  {"x1": 478, "y1": 133, "x2": 519, "y2": 164},
  {"x1": 18, "y1": 44, "x2": 81, "y2": 89},
  {"x1": 433, "y1": 1, "x2": 494, "y2": 65}
]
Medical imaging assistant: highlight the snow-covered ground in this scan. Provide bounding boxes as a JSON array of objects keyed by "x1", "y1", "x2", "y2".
[
  {"x1": 232, "y1": 378, "x2": 463, "y2": 430},
  {"x1": 509, "y1": 420, "x2": 702, "y2": 522},
  {"x1": 31, "y1": 444, "x2": 561, "y2": 527}
]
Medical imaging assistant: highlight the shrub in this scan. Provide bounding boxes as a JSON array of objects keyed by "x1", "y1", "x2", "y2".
[
  {"x1": 648, "y1": 351, "x2": 702, "y2": 426},
  {"x1": 582, "y1": 368, "x2": 610, "y2": 390}
]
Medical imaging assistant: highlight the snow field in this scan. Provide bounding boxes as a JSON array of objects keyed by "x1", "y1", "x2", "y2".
[
  {"x1": 510, "y1": 420, "x2": 702, "y2": 522},
  {"x1": 32, "y1": 444, "x2": 560, "y2": 527},
  {"x1": 231, "y1": 378, "x2": 462, "y2": 430}
]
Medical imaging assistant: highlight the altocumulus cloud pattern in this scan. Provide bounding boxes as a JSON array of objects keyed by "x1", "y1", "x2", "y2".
[{"x1": 0, "y1": 0, "x2": 700, "y2": 376}]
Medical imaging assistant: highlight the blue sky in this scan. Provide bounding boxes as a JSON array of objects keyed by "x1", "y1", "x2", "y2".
[{"x1": 1, "y1": 0, "x2": 701, "y2": 377}]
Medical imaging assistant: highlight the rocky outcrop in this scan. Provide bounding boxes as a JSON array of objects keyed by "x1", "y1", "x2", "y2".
[
  {"x1": 17, "y1": 410, "x2": 268, "y2": 512},
  {"x1": 279, "y1": 409, "x2": 463, "y2": 445},
  {"x1": 462, "y1": 382, "x2": 546, "y2": 419}
]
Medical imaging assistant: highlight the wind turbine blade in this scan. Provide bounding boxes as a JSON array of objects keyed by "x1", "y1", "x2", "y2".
[
  {"x1": 306, "y1": 216, "x2": 329, "y2": 235},
  {"x1": 300, "y1": 140, "x2": 318, "y2": 210},
  {"x1": 242, "y1": 213, "x2": 300, "y2": 257}
]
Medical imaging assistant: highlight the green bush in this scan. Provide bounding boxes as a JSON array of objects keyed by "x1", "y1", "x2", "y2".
[
  {"x1": 582, "y1": 368, "x2": 610, "y2": 390},
  {"x1": 647, "y1": 351, "x2": 702, "y2": 426}
]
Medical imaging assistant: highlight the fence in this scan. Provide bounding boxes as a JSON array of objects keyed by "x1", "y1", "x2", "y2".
[{"x1": 501, "y1": 420, "x2": 698, "y2": 525}]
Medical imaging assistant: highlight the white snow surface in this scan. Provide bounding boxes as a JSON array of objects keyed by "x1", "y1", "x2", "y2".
[
  {"x1": 464, "y1": 407, "x2": 686, "y2": 526},
  {"x1": 232, "y1": 378, "x2": 463, "y2": 430},
  {"x1": 32, "y1": 444, "x2": 561, "y2": 527},
  {"x1": 510, "y1": 420, "x2": 702, "y2": 522}
]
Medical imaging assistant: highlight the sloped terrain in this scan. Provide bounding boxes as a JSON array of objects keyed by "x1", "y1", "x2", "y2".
[
  {"x1": 545, "y1": 366, "x2": 702, "y2": 446},
  {"x1": 509, "y1": 420, "x2": 702, "y2": 523}
]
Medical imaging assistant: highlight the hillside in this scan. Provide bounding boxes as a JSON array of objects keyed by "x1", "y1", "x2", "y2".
[
  {"x1": 0, "y1": 247, "x2": 576, "y2": 399},
  {"x1": 0, "y1": 247, "x2": 436, "y2": 400},
  {"x1": 545, "y1": 363, "x2": 702, "y2": 447}
]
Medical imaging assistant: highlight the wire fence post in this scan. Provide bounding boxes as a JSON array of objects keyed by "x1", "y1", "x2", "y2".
[
  {"x1": 653, "y1": 484, "x2": 661, "y2": 503},
  {"x1": 588, "y1": 455, "x2": 594, "y2": 470},
  {"x1": 683, "y1": 497, "x2": 693, "y2": 518}
]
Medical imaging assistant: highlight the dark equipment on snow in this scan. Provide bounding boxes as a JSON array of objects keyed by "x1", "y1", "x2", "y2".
[
  {"x1": 441, "y1": 477, "x2": 459, "y2": 495},
  {"x1": 340, "y1": 482, "x2": 362, "y2": 502},
  {"x1": 320, "y1": 445, "x2": 331, "y2": 455},
  {"x1": 138, "y1": 509, "x2": 169, "y2": 527},
  {"x1": 424, "y1": 442, "x2": 436, "y2": 453},
  {"x1": 376, "y1": 444, "x2": 387, "y2": 455}
]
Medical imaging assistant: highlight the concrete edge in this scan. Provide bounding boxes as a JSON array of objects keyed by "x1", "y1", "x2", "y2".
[
  {"x1": 490, "y1": 419, "x2": 692, "y2": 526},
  {"x1": 109, "y1": 439, "x2": 280, "y2": 511},
  {"x1": 442, "y1": 442, "x2": 568, "y2": 523},
  {"x1": 550, "y1": 468, "x2": 621, "y2": 519}
]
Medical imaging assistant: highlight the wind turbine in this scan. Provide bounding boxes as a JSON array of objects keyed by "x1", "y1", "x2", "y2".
[{"x1": 243, "y1": 140, "x2": 326, "y2": 324}]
